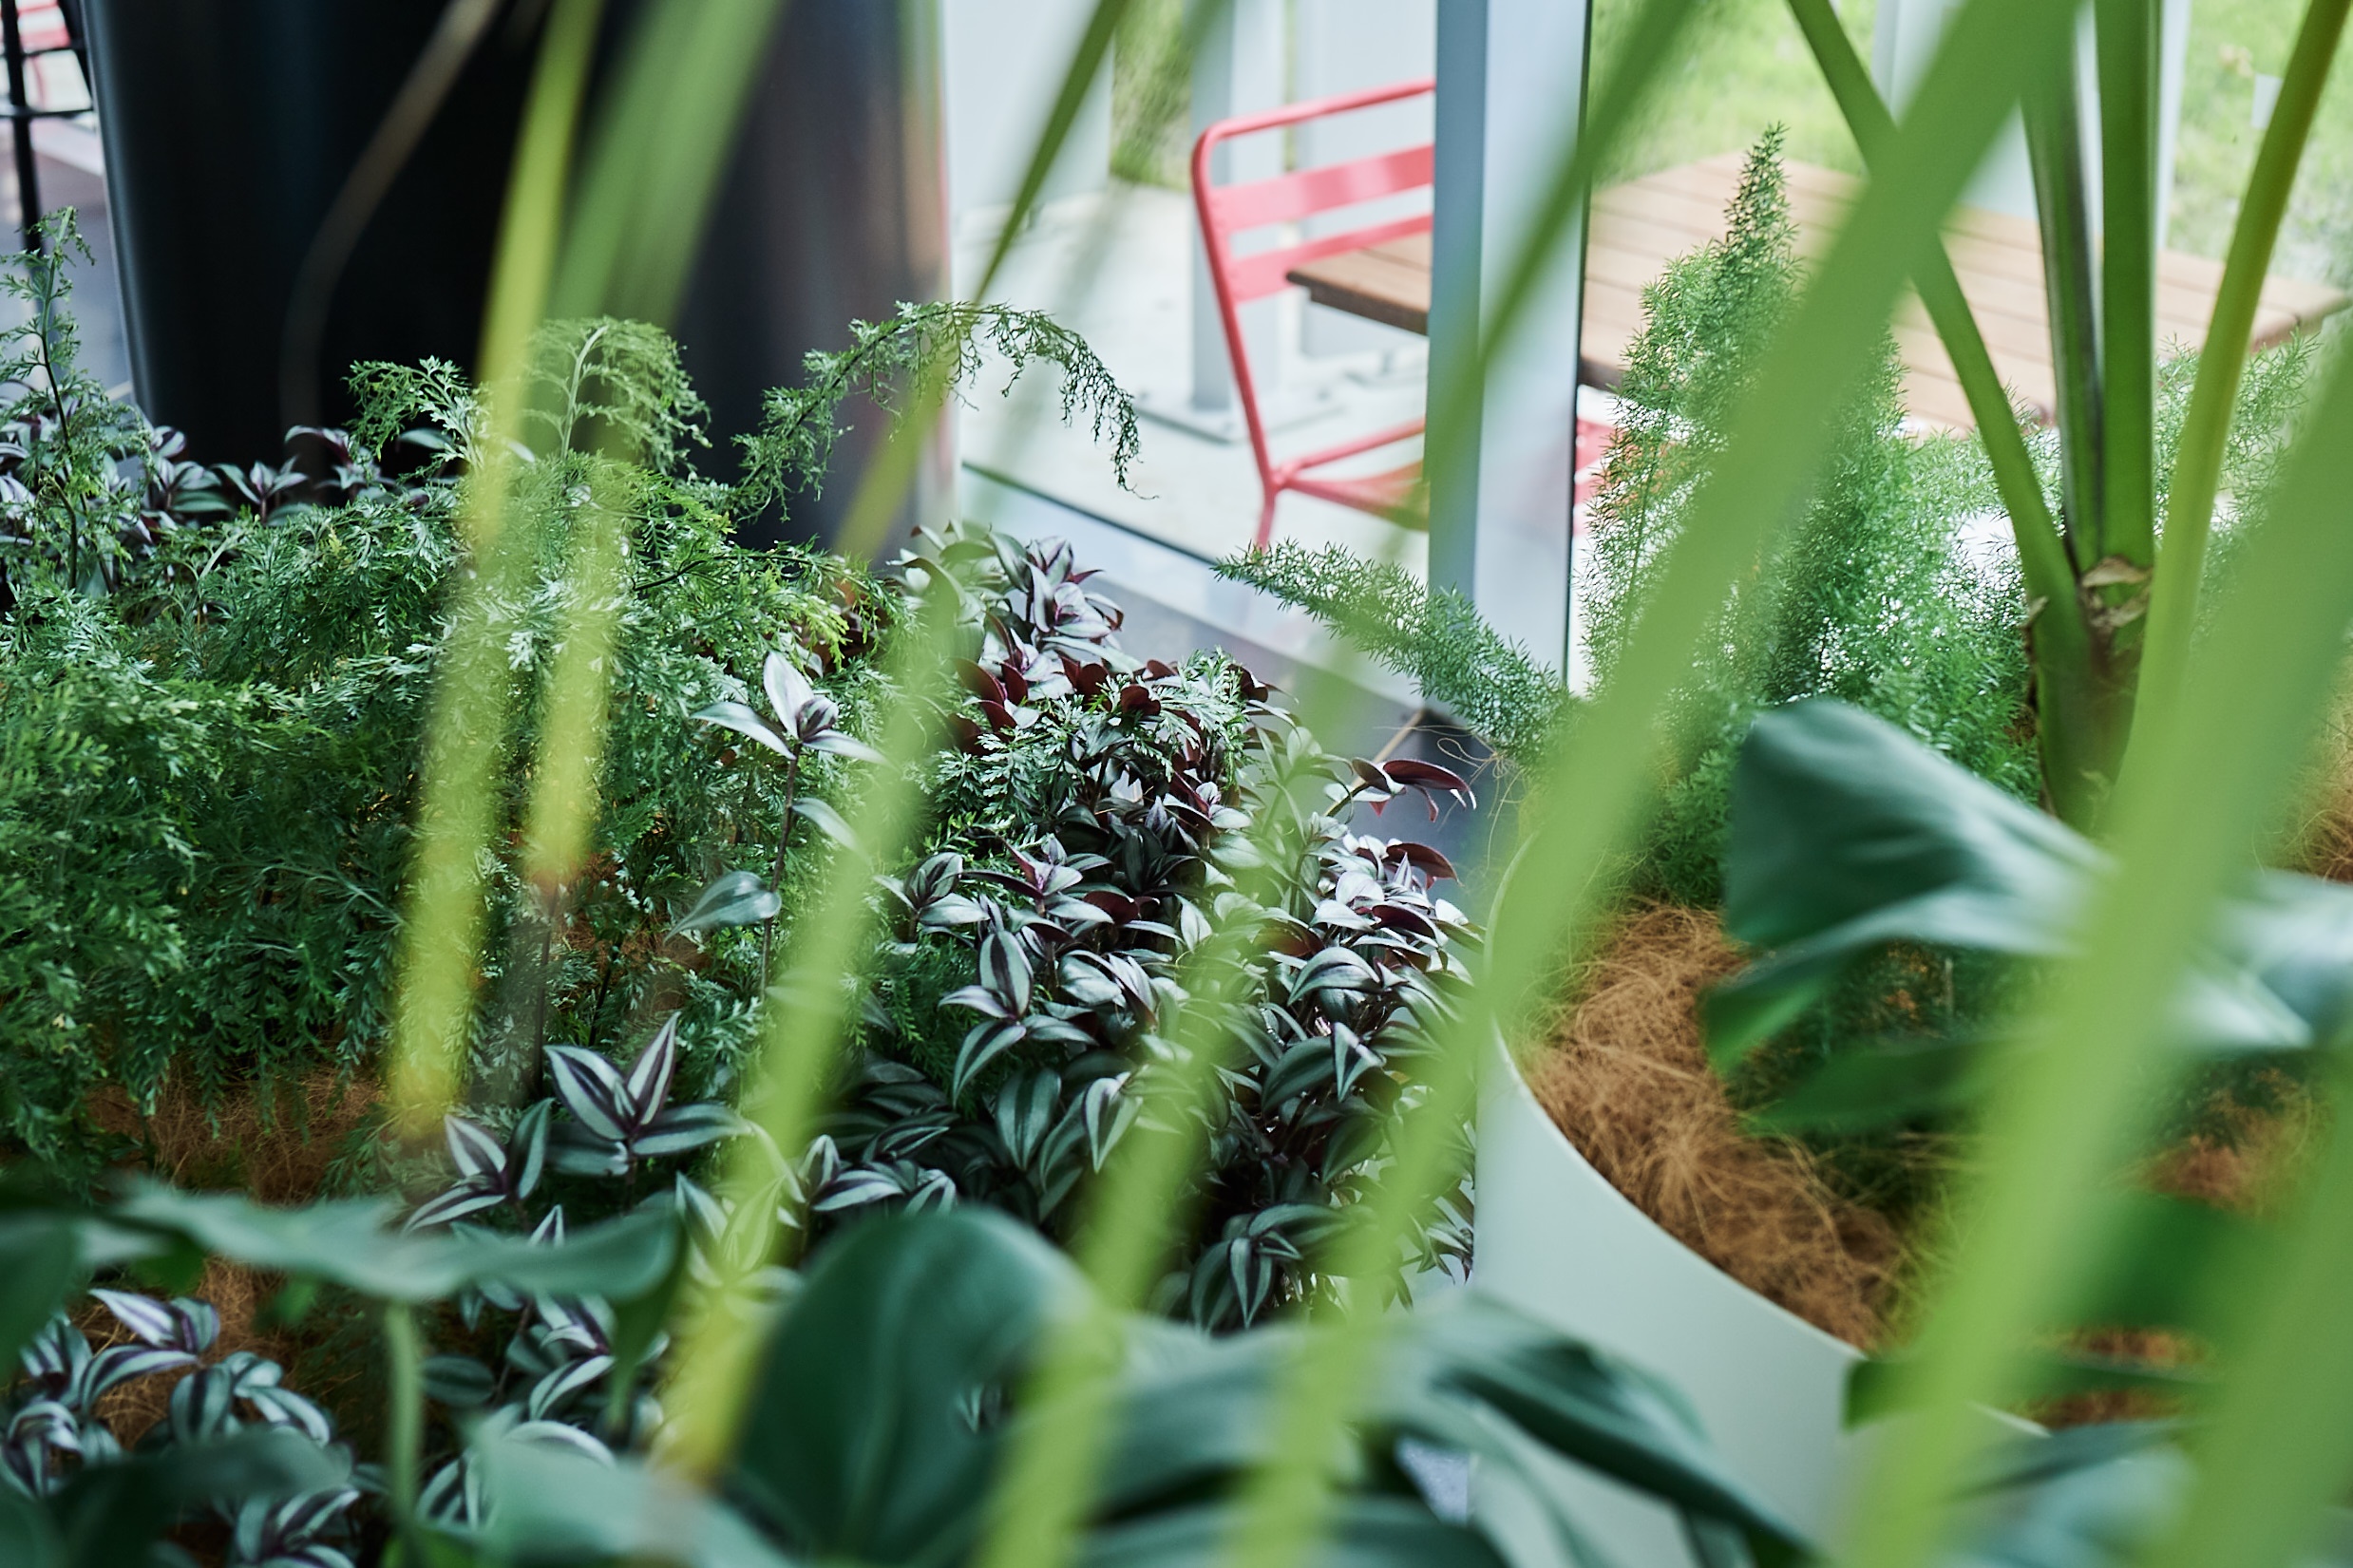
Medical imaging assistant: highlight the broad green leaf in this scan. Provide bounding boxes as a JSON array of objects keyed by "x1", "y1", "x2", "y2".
[
  {"x1": 1395, "y1": 1297, "x2": 1801, "y2": 1554},
  {"x1": 1848, "y1": 1349, "x2": 2204, "y2": 1426},
  {"x1": 0, "y1": 1488, "x2": 57, "y2": 1568},
  {"x1": 604, "y1": 1225, "x2": 694, "y2": 1434},
  {"x1": 1709, "y1": 701, "x2": 2353, "y2": 1078},
  {"x1": 0, "y1": 1214, "x2": 84, "y2": 1370},
  {"x1": 676, "y1": 870, "x2": 783, "y2": 935},
  {"x1": 106, "y1": 1185, "x2": 677, "y2": 1304},
  {"x1": 466, "y1": 1432, "x2": 794, "y2": 1568},
  {"x1": 1745, "y1": 1036, "x2": 1992, "y2": 1135},
  {"x1": 51, "y1": 1427, "x2": 345, "y2": 1568},
  {"x1": 727, "y1": 1209, "x2": 1081, "y2": 1565},
  {"x1": 1077, "y1": 1497, "x2": 1503, "y2": 1568},
  {"x1": 1943, "y1": 1437, "x2": 2192, "y2": 1568}
]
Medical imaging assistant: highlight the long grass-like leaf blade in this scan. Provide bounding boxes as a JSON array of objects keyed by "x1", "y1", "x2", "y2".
[
  {"x1": 2135, "y1": 0, "x2": 2352, "y2": 738},
  {"x1": 385, "y1": 0, "x2": 611, "y2": 1131},
  {"x1": 2023, "y1": 46, "x2": 2105, "y2": 573},
  {"x1": 551, "y1": 0, "x2": 791, "y2": 325},
  {"x1": 2095, "y1": 0, "x2": 2158, "y2": 568},
  {"x1": 1780, "y1": 0, "x2": 2075, "y2": 622},
  {"x1": 655, "y1": 589, "x2": 960, "y2": 1476},
  {"x1": 1223, "y1": 0, "x2": 2082, "y2": 1564},
  {"x1": 1837, "y1": 212, "x2": 2353, "y2": 1568}
]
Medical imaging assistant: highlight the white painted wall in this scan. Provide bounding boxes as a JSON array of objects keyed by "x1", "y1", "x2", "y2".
[
  {"x1": 1294, "y1": 0, "x2": 1436, "y2": 359},
  {"x1": 942, "y1": 0, "x2": 1111, "y2": 219}
]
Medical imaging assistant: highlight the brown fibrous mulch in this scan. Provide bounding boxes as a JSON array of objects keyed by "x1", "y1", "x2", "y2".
[
  {"x1": 88, "y1": 1066, "x2": 379, "y2": 1205},
  {"x1": 1520, "y1": 902, "x2": 1900, "y2": 1349}
]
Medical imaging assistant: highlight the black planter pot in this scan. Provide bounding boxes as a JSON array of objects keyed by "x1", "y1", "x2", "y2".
[
  {"x1": 81, "y1": 0, "x2": 945, "y2": 550},
  {"x1": 661, "y1": 0, "x2": 948, "y2": 549},
  {"x1": 79, "y1": 0, "x2": 542, "y2": 464}
]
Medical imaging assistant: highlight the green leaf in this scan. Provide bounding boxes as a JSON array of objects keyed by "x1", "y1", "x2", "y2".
[
  {"x1": 1837, "y1": 155, "x2": 2353, "y2": 1568},
  {"x1": 726, "y1": 1209, "x2": 1081, "y2": 1564},
  {"x1": 2137, "y1": 0, "x2": 2353, "y2": 726},
  {"x1": 603, "y1": 1216, "x2": 693, "y2": 1435},
  {"x1": 1744, "y1": 1036, "x2": 1992, "y2": 1135},
  {"x1": 0, "y1": 1214, "x2": 84, "y2": 1370},
  {"x1": 1076, "y1": 1497, "x2": 1503, "y2": 1568},
  {"x1": 1849, "y1": 1349, "x2": 2205, "y2": 1425},
  {"x1": 107, "y1": 1185, "x2": 677, "y2": 1304},
  {"x1": 51, "y1": 1427, "x2": 345, "y2": 1568},
  {"x1": 466, "y1": 1432, "x2": 794, "y2": 1568},
  {"x1": 1708, "y1": 701, "x2": 2353, "y2": 1080},
  {"x1": 790, "y1": 796, "x2": 861, "y2": 854},
  {"x1": 0, "y1": 1488, "x2": 59, "y2": 1568},
  {"x1": 1393, "y1": 1296, "x2": 1804, "y2": 1555},
  {"x1": 676, "y1": 870, "x2": 782, "y2": 935}
]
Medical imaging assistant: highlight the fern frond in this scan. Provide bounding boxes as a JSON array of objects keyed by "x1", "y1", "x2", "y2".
[
  {"x1": 1215, "y1": 542, "x2": 1566, "y2": 766},
  {"x1": 733, "y1": 301, "x2": 1141, "y2": 521}
]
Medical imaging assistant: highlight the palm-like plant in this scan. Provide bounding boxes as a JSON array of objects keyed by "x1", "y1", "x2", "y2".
[{"x1": 1783, "y1": 0, "x2": 2349, "y2": 828}]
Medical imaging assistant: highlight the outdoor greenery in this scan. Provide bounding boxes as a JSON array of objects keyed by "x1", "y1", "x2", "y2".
[{"x1": 1231, "y1": 138, "x2": 2037, "y2": 902}]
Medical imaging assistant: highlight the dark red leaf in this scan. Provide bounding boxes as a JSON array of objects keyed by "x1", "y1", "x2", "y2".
[
  {"x1": 1379, "y1": 759, "x2": 1474, "y2": 803},
  {"x1": 1387, "y1": 841, "x2": 1457, "y2": 881},
  {"x1": 958, "y1": 660, "x2": 1007, "y2": 705}
]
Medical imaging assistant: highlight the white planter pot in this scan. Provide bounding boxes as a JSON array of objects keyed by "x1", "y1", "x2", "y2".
[{"x1": 1471, "y1": 1033, "x2": 1865, "y2": 1565}]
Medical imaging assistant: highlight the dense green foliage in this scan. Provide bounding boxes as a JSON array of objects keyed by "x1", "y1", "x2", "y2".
[
  {"x1": 0, "y1": 256, "x2": 1466, "y2": 1334},
  {"x1": 836, "y1": 524, "x2": 1477, "y2": 1327},
  {"x1": 1583, "y1": 131, "x2": 2036, "y2": 905},
  {"x1": 0, "y1": 1192, "x2": 1807, "y2": 1568},
  {"x1": 1215, "y1": 543, "x2": 1566, "y2": 768},
  {"x1": 0, "y1": 309, "x2": 880, "y2": 1174}
]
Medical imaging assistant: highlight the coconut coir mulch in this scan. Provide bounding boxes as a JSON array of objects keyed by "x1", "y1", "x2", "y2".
[
  {"x1": 1521, "y1": 902, "x2": 1901, "y2": 1349},
  {"x1": 79, "y1": 1068, "x2": 383, "y2": 1446}
]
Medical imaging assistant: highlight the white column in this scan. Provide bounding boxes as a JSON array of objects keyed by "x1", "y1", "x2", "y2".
[
  {"x1": 1872, "y1": 0, "x2": 2040, "y2": 218},
  {"x1": 1188, "y1": 0, "x2": 1289, "y2": 420},
  {"x1": 1426, "y1": 0, "x2": 1588, "y2": 675},
  {"x1": 2156, "y1": 0, "x2": 2192, "y2": 247}
]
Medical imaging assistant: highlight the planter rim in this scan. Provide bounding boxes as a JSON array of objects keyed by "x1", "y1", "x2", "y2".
[{"x1": 1482, "y1": 1030, "x2": 1865, "y2": 1356}]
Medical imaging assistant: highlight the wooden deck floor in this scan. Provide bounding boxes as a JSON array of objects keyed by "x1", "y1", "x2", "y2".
[{"x1": 1287, "y1": 153, "x2": 2349, "y2": 431}]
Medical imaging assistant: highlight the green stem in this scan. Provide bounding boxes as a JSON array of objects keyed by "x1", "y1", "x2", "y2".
[
  {"x1": 763, "y1": 753, "x2": 799, "y2": 985},
  {"x1": 2023, "y1": 47, "x2": 2106, "y2": 571},
  {"x1": 1782, "y1": 0, "x2": 2107, "y2": 827},
  {"x1": 2095, "y1": 0, "x2": 2158, "y2": 569},
  {"x1": 383, "y1": 1302, "x2": 424, "y2": 1562},
  {"x1": 2137, "y1": 0, "x2": 2353, "y2": 744},
  {"x1": 1781, "y1": 0, "x2": 2074, "y2": 614}
]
